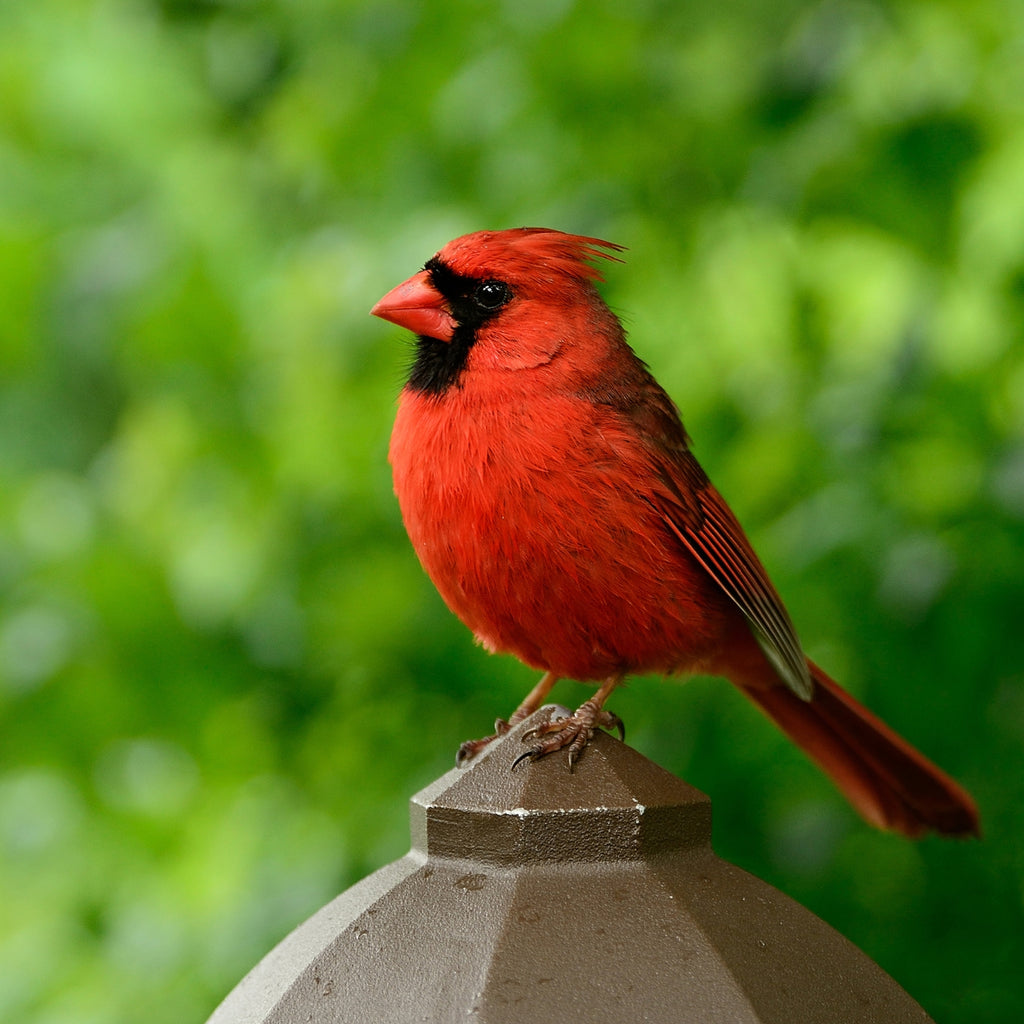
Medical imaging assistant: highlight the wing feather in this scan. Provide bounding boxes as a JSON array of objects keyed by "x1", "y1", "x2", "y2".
[
  {"x1": 652, "y1": 467, "x2": 812, "y2": 700},
  {"x1": 580, "y1": 358, "x2": 812, "y2": 700}
]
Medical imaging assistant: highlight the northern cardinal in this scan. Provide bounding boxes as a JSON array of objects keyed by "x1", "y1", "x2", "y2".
[{"x1": 372, "y1": 227, "x2": 979, "y2": 838}]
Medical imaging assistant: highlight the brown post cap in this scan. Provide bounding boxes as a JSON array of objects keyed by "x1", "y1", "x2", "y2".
[{"x1": 208, "y1": 705, "x2": 935, "y2": 1023}]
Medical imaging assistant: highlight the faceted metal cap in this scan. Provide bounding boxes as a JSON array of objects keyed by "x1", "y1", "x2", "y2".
[{"x1": 207, "y1": 706, "x2": 935, "y2": 1023}]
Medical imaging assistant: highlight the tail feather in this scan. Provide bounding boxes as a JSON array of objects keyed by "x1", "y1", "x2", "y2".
[{"x1": 743, "y1": 660, "x2": 979, "y2": 838}]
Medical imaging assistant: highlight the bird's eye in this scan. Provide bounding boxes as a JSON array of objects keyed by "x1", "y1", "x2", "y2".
[{"x1": 473, "y1": 280, "x2": 511, "y2": 310}]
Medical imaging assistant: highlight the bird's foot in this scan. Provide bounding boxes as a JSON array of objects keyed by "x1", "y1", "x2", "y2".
[
  {"x1": 512, "y1": 699, "x2": 625, "y2": 771},
  {"x1": 455, "y1": 718, "x2": 514, "y2": 767},
  {"x1": 456, "y1": 671, "x2": 564, "y2": 768}
]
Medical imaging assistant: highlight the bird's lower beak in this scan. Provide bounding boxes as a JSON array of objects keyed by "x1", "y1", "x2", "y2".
[{"x1": 370, "y1": 270, "x2": 456, "y2": 342}]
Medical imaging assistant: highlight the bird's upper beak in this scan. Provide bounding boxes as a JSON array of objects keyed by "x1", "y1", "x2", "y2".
[{"x1": 370, "y1": 270, "x2": 456, "y2": 342}]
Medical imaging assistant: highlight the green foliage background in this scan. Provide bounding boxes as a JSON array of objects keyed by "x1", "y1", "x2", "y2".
[{"x1": 2, "y1": 0, "x2": 1023, "y2": 1020}]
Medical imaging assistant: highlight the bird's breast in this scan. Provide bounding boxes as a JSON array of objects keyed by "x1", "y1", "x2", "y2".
[{"x1": 389, "y1": 384, "x2": 727, "y2": 679}]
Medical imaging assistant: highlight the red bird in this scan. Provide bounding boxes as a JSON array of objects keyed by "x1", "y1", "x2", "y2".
[{"x1": 372, "y1": 227, "x2": 979, "y2": 838}]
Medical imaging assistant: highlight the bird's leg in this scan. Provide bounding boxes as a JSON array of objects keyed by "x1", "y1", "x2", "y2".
[
  {"x1": 514, "y1": 674, "x2": 625, "y2": 770},
  {"x1": 455, "y1": 671, "x2": 559, "y2": 766}
]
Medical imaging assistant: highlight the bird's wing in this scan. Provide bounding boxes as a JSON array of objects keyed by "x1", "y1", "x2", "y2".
[
  {"x1": 588, "y1": 367, "x2": 812, "y2": 700},
  {"x1": 649, "y1": 457, "x2": 812, "y2": 700}
]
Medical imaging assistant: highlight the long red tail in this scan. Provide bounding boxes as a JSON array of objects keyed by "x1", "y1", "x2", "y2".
[{"x1": 742, "y1": 660, "x2": 979, "y2": 838}]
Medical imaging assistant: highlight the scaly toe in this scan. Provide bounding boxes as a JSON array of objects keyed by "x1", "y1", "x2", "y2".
[
  {"x1": 455, "y1": 738, "x2": 489, "y2": 766},
  {"x1": 600, "y1": 710, "x2": 625, "y2": 742},
  {"x1": 511, "y1": 699, "x2": 624, "y2": 771},
  {"x1": 455, "y1": 718, "x2": 514, "y2": 767}
]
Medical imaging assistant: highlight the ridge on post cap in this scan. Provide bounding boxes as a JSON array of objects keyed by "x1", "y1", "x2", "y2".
[{"x1": 410, "y1": 704, "x2": 713, "y2": 864}]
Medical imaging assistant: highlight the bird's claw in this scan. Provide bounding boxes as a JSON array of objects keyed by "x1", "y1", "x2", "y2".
[
  {"x1": 606, "y1": 711, "x2": 626, "y2": 742},
  {"x1": 511, "y1": 749, "x2": 538, "y2": 771},
  {"x1": 512, "y1": 702, "x2": 625, "y2": 772},
  {"x1": 455, "y1": 717, "x2": 513, "y2": 766}
]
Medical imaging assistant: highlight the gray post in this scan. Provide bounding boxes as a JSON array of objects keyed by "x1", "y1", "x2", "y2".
[{"x1": 207, "y1": 705, "x2": 935, "y2": 1023}]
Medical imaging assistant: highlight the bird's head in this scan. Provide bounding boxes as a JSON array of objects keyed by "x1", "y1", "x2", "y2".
[{"x1": 371, "y1": 228, "x2": 624, "y2": 395}]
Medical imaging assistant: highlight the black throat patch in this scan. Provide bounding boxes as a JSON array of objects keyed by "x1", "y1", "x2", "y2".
[{"x1": 405, "y1": 257, "x2": 510, "y2": 397}]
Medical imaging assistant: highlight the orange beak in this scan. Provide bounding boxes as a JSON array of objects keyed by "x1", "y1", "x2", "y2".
[{"x1": 370, "y1": 270, "x2": 456, "y2": 342}]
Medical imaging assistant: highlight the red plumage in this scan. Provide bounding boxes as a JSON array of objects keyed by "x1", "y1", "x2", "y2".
[{"x1": 372, "y1": 227, "x2": 979, "y2": 839}]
